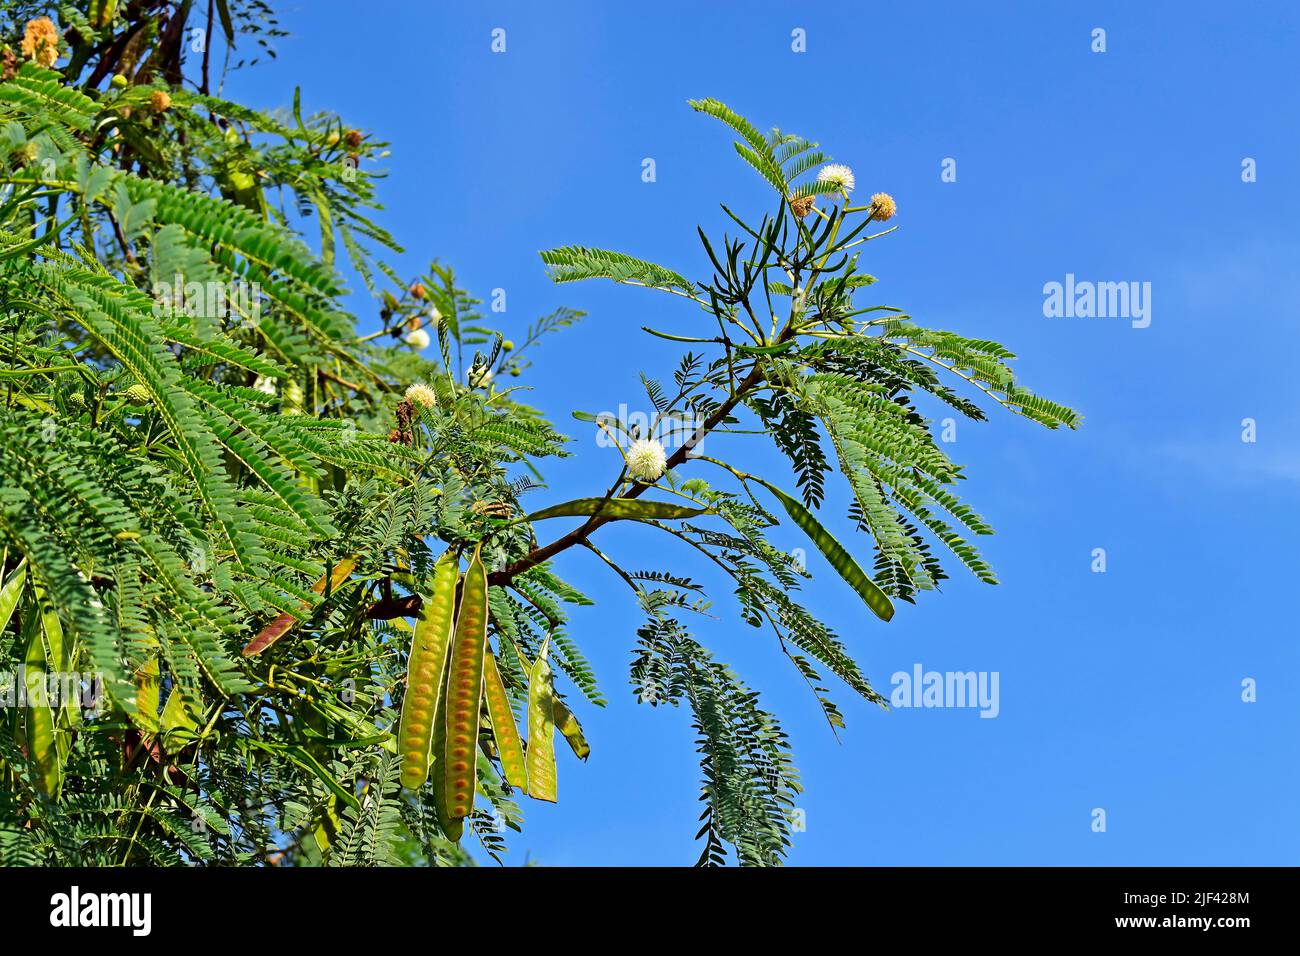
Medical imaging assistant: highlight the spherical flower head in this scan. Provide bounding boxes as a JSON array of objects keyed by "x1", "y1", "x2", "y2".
[
  {"x1": 871, "y1": 192, "x2": 897, "y2": 221},
  {"x1": 149, "y1": 90, "x2": 171, "y2": 114},
  {"x1": 626, "y1": 438, "x2": 667, "y2": 483},
  {"x1": 345, "y1": 129, "x2": 363, "y2": 149},
  {"x1": 404, "y1": 328, "x2": 430, "y2": 350},
  {"x1": 817, "y1": 163, "x2": 855, "y2": 196},
  {"x1": 410, "y1": 282, "x2": 427, "y2": 300},
  {"x1": 404, "y1": 383, "x2": 437, "y2": 409},
  {"x1": 124, "y1": 384, "x2": 151, "y2": 404},
  {"x1": 21, "y1": 17, "x2": 60, "y2": 68},
  {"x1": 427, "y1": 306, "x2": 442, "y2": 328},
  {"x1": 252, "y1": 376, "x2": 277, "y2": 396}
]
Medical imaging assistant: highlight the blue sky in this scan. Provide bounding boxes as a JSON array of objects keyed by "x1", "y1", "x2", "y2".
[{"x1": 227, "y1": 0, "x2": 1299, "y2": 865}]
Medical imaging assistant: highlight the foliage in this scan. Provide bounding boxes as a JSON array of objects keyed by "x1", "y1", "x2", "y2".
[{"x1": 0, "y1": 2, "x2": 1076, "y2": 866}]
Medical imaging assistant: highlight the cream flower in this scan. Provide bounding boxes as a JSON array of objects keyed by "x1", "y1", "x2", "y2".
[
  {"x1": 405, "y1": 328, "x2": 430, "y2": 350},
  {"x1": 626, "y1": 438, "x2": 667, "y2": 483},
  {"x1": 817, "y1": 163, "x2": 855, "y2": 195},
  {"x1": 404, "y1": 383, "x2": 437, "y2": 409},
  {"x1": 427, "y1": 306, "x2": 442, "y2": 328},
  {"x1": 871, "y1": 192, "x2": 897, "y2": 221},
  {"x1": 252, "y1": 376, "x2": 277, "y2": 396}
]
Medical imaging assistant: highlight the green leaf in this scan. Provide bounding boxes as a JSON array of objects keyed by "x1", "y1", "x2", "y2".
[{"x1": 539, "y1": 246, "x2": 696, "y2": 297}]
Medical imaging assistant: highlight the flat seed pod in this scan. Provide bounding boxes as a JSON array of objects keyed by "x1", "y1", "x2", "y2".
[
  {"x1": 430, "y1": 674, "x2": 461, "y2": 842},
  {"x1": 134, "y1": 655, "x2": 162, "y2": 735},
  {"x1": 159, "y1": 684, "x2": 200, "y2": 752},
  {"x1": 242, "y1": 555, "x2": 357, "y2": 657},
  {"x1": 21, "y1": 603, "x2": 60, "y2": 798},
  {"x1": 553, "y1": 696, "x2": 590, "y2": 761},
  {"x1": 38, "y1": 589, "x2": 78, "y2": 766},
  {"x1": 398, "y1": 551, "x2": 459, "y2": 790},
  {"x1": 527, "y1": 497, "x2": 709, "y2": 522},
  {"x1": 483, "y1": 650, "x2": 527, "y2": 791},
  {"x1": 526, "y1": 637, "x2": 558, "y2": 803},
  {"x1": 752, "y1": 477, "x2": 894, "y2": 622},
  {"x1": 0, "y1": 559, "x2": 27, "y2": 632},
  {"x1": 441, "y1": 545, "x2": 489, "y2": 827}
]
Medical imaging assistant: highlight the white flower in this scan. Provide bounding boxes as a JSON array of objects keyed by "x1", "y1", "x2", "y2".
[
  {"x1": 817, "y1": 163, "x2": 855, "y2": 195},
  {"x1": 427, "y1": 306, "x2": 442, "y2": 328},
  {"x1": 405, "y1": 328, "x2": 430, "y2": 350},
  {"x1": 252, "y1": 376, "x2": 277, "y2": 396},
  {"x1": 404, "y1": 383, "x2": 437, "y2": 409},
  {"x1": 625, "y1": 438, "x2": 667, "y2": 483}
]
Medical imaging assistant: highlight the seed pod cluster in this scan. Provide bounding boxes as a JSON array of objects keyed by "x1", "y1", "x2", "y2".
[{"x1": 395, "y1": 544, "x2": 588, "y2": 840}]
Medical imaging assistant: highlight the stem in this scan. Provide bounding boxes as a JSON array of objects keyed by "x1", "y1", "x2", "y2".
[{"x1": 488, "y1": 323, "x2": 793, "y2": 586}]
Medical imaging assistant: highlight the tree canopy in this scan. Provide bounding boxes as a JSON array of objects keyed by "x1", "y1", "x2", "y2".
[{"x1": 0, "y1": 2, "x2": 1076, "y2": 866}]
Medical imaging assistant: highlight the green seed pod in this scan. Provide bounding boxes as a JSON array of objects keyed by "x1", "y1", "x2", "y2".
[
  {"x1": 553, "y1": 696, "x2": 590, "y2": 761},
  {"x1": 22, "y1": 602, "x2": 60, "y2": 798},
  {"x1": 134, "y1": 655, "x2": 161, "y2": 735},
  {"x1": 398, "y1": 552, "x2": 459, "y2": 791},
  {"x1": 440, "y1": 545, "x2": 489, "y2": 829},
  {"x1": 430, "y1": 672, "x2": 460, "y2": 841},
  {"x1": 483, "y1": 650, "x2": 527, "y2": 790},
  {"x1": 90, "y1": 0, "x2": 119, "y2": 29},
  {"x1": 526, "y1": 637, "x2": 558, "y2": 803}
]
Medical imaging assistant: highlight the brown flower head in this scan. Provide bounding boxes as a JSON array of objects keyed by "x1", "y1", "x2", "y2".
[
  {"x1": 871, "y1": 192, "x2": 897, "y2": 221},
  {"x1": 344, "y1": 129, "x2": 363, "y2": 149},
  {"x1": 149, "y1": 90, "x2": 172, "y2": 114},
  {"x1": 21, "y1": 17, "x2": 60, "y2": 68},
  {"x1": 788, "y1": 194, "x2": 816, "y2": 219},
  {"x1": 410, "y1": 282, "x2": 427, "y2": 300}
]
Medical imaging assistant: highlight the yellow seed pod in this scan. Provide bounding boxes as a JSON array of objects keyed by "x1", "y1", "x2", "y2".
[
  {"x1": 398, "y1": 552, "x2": 459, "y2": 790},
  {"x1": 438, "y1": 545, "x2": 489, "y2": 831}
]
